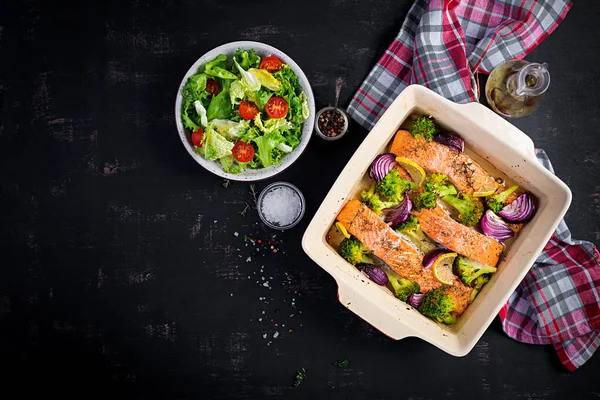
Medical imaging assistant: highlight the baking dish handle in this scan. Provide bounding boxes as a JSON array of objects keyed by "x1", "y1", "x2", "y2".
[
  {"x1": 458, "y1": 102, "x2": 536, "y2": 158},
  {"x1": 337, "y1": 280, "x2": 415, "y2": 340}
]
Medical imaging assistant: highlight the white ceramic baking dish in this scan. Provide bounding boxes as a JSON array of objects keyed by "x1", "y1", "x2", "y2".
[{"x1": 302, "y1": 85, "x2": 571, "y2": 356}]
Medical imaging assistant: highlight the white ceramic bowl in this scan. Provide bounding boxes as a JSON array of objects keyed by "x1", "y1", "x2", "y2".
[
  {"x1": 174, "y1": 41, "x2": 316, "y2": 181},
  {"x1": 302, "y1": 85, "x2": 571, "y2": 357}
]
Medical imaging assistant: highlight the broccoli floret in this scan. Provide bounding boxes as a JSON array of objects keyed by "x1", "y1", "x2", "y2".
[
  {"x1": 367, "y1": 194, "x2": 398, "y2": 215},
  {"x1": 453, "y1": 255, "x2": 497, "y2": 287},
  {"x1": 424, "y1": 173, "x2": 458, "y2": 198},
  {"x1": 360, "y1": 183, "x2": 398, "y2": 214},
  {"x1": 338, "y1": 237, "x2": 373, "y2": 265},
  {"x1": 376, "y1": 169, "x2": 414, "y2": 203},
  {"x1": 468, "y1": 274, "x2": 493, "y2": 304},
  {"x1": 360, "y1": 182, "x2": 376, "y2": 203},
  {"x1": 409, "y1": 115, "x2": 437, "y2": 141},
  {"x1": 418, "y1": 287, "x2": 457, "y2": 325},
  {"x1": 486, "y1": 185, "x2": 519, "y2": 213},
  {"x1": 383, "y1": 269, "x2": 420, "y2": 301},
  {"x1": 413, "y1": 192, "x2": 437, "y2": 210},
  {"x1": 395, "y1": 215, "x2": 438, "y2": 254},
  {"x1": 442, "y1": 193, "x2": 484, "y2": 226}
]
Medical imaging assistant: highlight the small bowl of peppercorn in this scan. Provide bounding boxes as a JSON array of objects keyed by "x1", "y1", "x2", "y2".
[{"x1": 315, "y1": 106, "x2": 350, "y2": 141}]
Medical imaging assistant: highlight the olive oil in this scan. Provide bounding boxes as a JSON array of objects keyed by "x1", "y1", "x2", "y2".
[{"x1": 485, "y1": 60, "x2": 550, "y2": 118}]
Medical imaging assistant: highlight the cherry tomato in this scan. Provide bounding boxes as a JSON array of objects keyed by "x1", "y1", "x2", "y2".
[
  {"x1": 191, "y1": 128, "x2": 203, "y2": 147},
  {"x1": 259, "y1": 56, "x2": 283, "y2": 73},
  {"x1": 265, "y1": 97, "x2": 289, "y2": 119},
  {"x1": 206, "y1": 79, "x2": 219, "y2": 96},
  {"x1": 239, "y1": 101, "x2": 259, "y2": 120},
  {"x1": 232, "y1": 142, "x2": 255, "y2": 163}
]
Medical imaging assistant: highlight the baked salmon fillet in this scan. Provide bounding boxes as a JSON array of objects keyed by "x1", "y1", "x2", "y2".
[
  {"x1": 337, "y1": 200, "x2": 442, "y2": 292},
  {"x1": 413, "y1": 205, "x2": 504, "y2": 267},
  {"x1": 389, "y1": 130, "x2": 497, "y2": 195}
]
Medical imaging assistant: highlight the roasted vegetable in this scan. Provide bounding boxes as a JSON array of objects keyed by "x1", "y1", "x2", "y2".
[
  {"x1": 384, "y1": 269, "x2": 420, "y2": 302},
  {"x1": 376, "y1": 169, "x2": 414, "y2": 203},
  {"x1": 499, "y1": 192, "x2": 536, "y2": 222},
  {"x1": 409, "y1": 115, "x2": 437, "y2": 141},
  {"x1": 480, "y1": 210, "x2": 514, "y2": 242},
  {"x1": 453, "y1": 255, "x2": 497, "y2": 287},
  {"x1": 486, "y1": 185, "x2": 519, "y2": 213},
  {"x1": 338, "y1": 237, "x2": 373, "y2": 265},
  {"x1": 423, "y1": 173, "x2": 457, "y2": 198},
  {"x1": 433, "y1": 131, "x2": 464, "y2": 152},
  {"x1": 418, "y1": 287, "x2": 457, "y2": 325},
  {"x1": 383, "y1": 196, "x2": 412, "y2": 227},
  {"x1": 361, "y1": 183, "x2": 399, "y2": 215},
  {"x1": 413, "y1": 192, "x2": 437, "y2": 210},
  {"x1": 356, "y1": 263, "x2": 388, "y2": 286},
  {"x1": 369, "y1": 153, "x2": 398, "y2": 181},
  {"x1": 442, "y1": 193, "x2": 484, "y2": 227},
  {"x1": 395, "y1": 215, "x2": 438, "y2": 254}
]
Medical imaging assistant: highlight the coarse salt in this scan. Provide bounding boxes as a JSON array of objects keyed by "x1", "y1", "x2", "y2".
[{"x1": 261, "y1": 187, "x2": 301, "y2": 227}]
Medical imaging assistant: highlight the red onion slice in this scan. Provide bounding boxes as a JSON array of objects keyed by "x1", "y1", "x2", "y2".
[
  {"x1": 433, "y1": 131, "x2": 464, "y2": 152},
  {"x1": 422, "y1": 248, "x2": 453, "y2": 268},
  {"x1": 383, "y1": 196, "x2": 412, "y2": 227},
  {"x1": 356, "y1": 263, "x2": 389, "y2": 286},
  {"x1": 499, "y1": 193, "x2": 535, "y2": 222},
  {"x1": 369, "y1": 153, "x2": 398, "y2": 181},
  {"x1": 481, "y1": 210, "x2": 514, "y2": 242},
  {"x1": 409, "y1": 293, "x2": 425, "y2": 308}
]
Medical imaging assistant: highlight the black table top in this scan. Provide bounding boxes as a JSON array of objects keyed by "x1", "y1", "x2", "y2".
[{"x1": 1, "y1": 0, "x2": 599, "y2": 398}]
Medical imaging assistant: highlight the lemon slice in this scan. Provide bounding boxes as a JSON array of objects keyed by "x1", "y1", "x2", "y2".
[
  {"x1": 335, "y1": 222, "x2": 351, "y2": 239},
  {"x1": 432, "y1": 252, "x2": 458, "y2": 285},
  {"x1": 395, "y1": 157, "x2": 426, "y2": 186},
  {"x1": 473, "y1": 181, "x2": 499, "y2": 197}
]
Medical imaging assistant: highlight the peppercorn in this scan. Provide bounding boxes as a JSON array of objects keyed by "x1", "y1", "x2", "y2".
[{"x1": 318, "y1": 109, "x2": 346, "y2": 137}]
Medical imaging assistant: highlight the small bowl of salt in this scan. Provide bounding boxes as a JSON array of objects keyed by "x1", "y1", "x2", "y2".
[{"x1": 257, "y1": 182, "x2": 306, "y2": 230}]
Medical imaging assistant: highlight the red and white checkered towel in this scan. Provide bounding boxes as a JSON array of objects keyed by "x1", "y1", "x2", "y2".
[{"x1": 348, "y1": 0, "x2": 600, "y2": 371}]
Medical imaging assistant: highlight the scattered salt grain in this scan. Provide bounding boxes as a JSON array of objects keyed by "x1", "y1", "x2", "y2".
[
  {"x1": 263, "y1": 333, "x2": 267, "y2": 339},
  {"x1": 263, "y1": 282, "x2": 269, "y2": 287},
  {"x1": 246, "y1": 257, "x2": 252, "y2": 262},
  {"x1": 234, "y1": 232, "x2": 239, "y2": 237},
  {"x1": 260, "y1": 187, "x2": 302, "y2": 227},
  {"x1": 273, "y1": 331, "x2": 279, "y2": 338}
]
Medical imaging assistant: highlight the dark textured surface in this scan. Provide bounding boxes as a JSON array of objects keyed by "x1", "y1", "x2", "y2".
[{"x1": 1, "y1": 0, "x2": 600, "y2": 399}]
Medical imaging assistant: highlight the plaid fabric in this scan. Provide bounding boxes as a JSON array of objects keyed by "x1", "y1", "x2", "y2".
[
  {"x1": 499, "y1": 150, "x2": 600, "y2": 372},
  {"x1": 347, "y1": 0, "x2": 600, "y2": 371},
  {"x1": 348, "y1": 0, "x2": 572, "y2": 130}
]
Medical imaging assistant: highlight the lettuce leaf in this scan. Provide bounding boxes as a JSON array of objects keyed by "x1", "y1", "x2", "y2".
[
  {"x1": 203, "y1": 127, "x2": 234, "y2": 161},
  {"x1": 255, "y1": 88, "x2": 273, "y2": 110},
  {"x1": 207, "y1": 89, "x2": 232, "y2": 121},
  {"x1": 182, "y1": 99, "x2": 201, "y2": 131},
  {"x1": 193, "y1": 100, "x2": 208, "y2": 127},
  {"x1": 211, "y1": 119, "x2": 250, "y2": 140},
  {"x1": 203, "y1": 54, "x2": 238, "y2": 80},
  {"x1": 248, "y1": 68, "x2": 281, "y2": 91},
  {"x1": 234, "y1": 49, "x2": 261, "y2": 70},
  {"x1": 219, "y1": 154, "x2": 247, "y2": 174},
  {"x1": 299, "y1": 91, "x2": 310, "y2": 120},
  {"x1": 182, "y1": 74, "x2": 208, "y2": 101},
  {"x1": 254, "y1": 114, "x2": 291, "y2": 135},
  {"x1": 234, "y1": 60, "x2": 261, "y2": 92},
  {"x1": 252, "y1": 131, "x2": 286, "y2": 168}
]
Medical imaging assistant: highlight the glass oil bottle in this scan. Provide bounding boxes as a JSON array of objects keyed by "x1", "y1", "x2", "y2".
[{"x1": 485, "y1": 60, "x2": 550, "y2": 118}]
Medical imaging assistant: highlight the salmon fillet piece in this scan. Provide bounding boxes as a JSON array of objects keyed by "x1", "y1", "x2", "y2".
[
  {"x1": 389, "y1": 130, "x2": 496, "y2": 195},
  {"x1": 337, "y1": 200, "x2": 474, "y2": 316},
  {"x1": 337, "y1": 200, "x2": 441, "y2": 292},
  {"x1": 413, "y1": 205, "x2": 504, "y2": 267}
]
